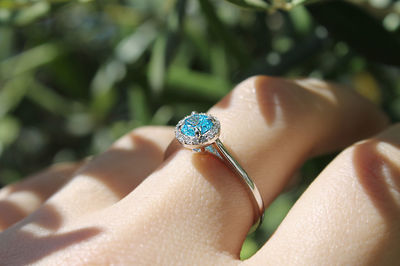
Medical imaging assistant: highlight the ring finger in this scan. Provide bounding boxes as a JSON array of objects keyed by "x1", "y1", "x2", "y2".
[{"x1": 37, "y1": 76, "x2": 389, "y2": 265}]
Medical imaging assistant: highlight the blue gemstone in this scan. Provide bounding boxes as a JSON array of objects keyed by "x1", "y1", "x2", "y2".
[{"x1": 181, "y1": 114, "x2": 213, "y2": 137}]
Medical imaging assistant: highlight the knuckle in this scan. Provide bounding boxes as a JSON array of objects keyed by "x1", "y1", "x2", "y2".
[
  {"x1": 347, "y1": 137, "x2": 400, "y2": 197},
  {"x1": 112, "y1": 126, "x2": 172, "y2": 149},
  {"x1": 130, "y1": 125, "x2": 163, "y2": 135},
  {"x1": 232, "y1": 75, "x2": 313, "y2": 124},
  {"x1": 233, "y1": 75, "x2": 288, "y2": 99}
]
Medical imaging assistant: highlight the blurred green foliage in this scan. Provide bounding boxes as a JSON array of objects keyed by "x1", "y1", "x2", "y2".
[{"x1": 0, "y1": 0, "x2": 400, "y2": 259}]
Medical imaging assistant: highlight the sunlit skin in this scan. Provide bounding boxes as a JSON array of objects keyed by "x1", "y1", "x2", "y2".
[{"x1": 1, "y1": 76, "x2": 399, "y2": 265}]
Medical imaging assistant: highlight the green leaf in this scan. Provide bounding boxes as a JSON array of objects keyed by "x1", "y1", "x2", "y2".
[
  {"x1": 262, "y1": 192, "x2": 293, "y2": 233},
  {"x1": 128, "y1": 86, "x2": 151, "y2": 124},
  {"x1": 148, "y1": 34, "x2": 168, "y2": 96},
  {"x1": 184, "y1": 20, "x2": 210, "y2": 67},
  {"x1": 91, "y1": 59, "x2": 126, "y2": 96},
  {"x1": 307, "y1": 0, "x2": 400, "y2": 66},
  {"x1": 90, "y1": 89, "x2": 117, "y2": 122},
  {"x1": 66, "y1": 112, "x2": 95, "y2": 136},
  {"x1": 147, "y1": 0, "x2": 187, "y2": 96},
  {"x1": 0, "y1": 115, "x2": 20, "y2": 146},
  {"x1": 151, "y1": 105, "x2": 174, "y2": 125},
  {"x1": 199, "y1": 0, "x2": 248, "y2": 65},
  {"x1": 210, "y1": 44, "x2": 229, "y2": 79},
  {"x1": 288, "y1": 5, "x2": 312, "y2": 35},
  {"x1": 0, "y1": 75, "x2": 29, "y2": 117},
  {"x1": 0, "y1": 27, "x2": 14, "y2": 60},
  {"x1": 0, "y1": 42, "x2": 62, "y2": 80},
  {"x1": 166, "y1": 66, "x2": 231, "y2": 101},
  {"x1": 0, "y1": 1, "x2": 25, "y2": 9},
  {"x1": 223, "y1": 0, "x2": 269, "y2": 10},
  {"x1": 0, "y1": 0, "x2": 74, "y2": 10},
  {"x1": 223, "y1": 0, "x2": 314, "y2": 11},
  {"x1": 240, "y1": 237, "x2": 258, "y2": 260},
  {"x1": 26, "y1": 79, "x2": 74, "y2": 116},
  {"x1": 115, "y1": 21, "x2": 159, "y2": 64},
  {"x1": 109, "y1": 120, "x2": 136, "y2": 140},
  {"x1": 90, "y1": 59, "x2": 125, "y2": 121},
  {"x1": 12, "y1": 1, "x2": 50, "y2": 25},
  {"x1": 0, "y1": 169, "x2": 21, "y2": 185}
]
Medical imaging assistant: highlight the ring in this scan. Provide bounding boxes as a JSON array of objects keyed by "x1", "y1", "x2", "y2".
[{"x1": 175, "y1": 111, "x2": 265, "y2": 232}]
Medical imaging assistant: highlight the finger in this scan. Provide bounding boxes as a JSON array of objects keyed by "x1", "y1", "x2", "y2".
[
  {"x1": 0, "y1": 162, "x2": 82, "y2": 231},
  {"x1": 40, "y1": 126, "x2": 174, "y2": 224},
  {"x1": 249, "y1": 124, "x2": 400, "y2": 265},
  {"x1": 57, "y1": 76, "x2": 388, "y2": 264}
]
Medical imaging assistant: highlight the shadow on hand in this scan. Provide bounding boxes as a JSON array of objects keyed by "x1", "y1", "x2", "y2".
[
  {"x1": 216, "y1": 76, "x2": 386, "y2": 156},
  {"x1": 191, "y1": 152, "x2": 253, "y2": 254},
  {"x1": 0, "y1": 201, "x2": 27, "y2": 231},
  {"x1": 76, "y1": 133, "x2": 165, "y2": 198},
  {"x1": 0, "y1": 163, "x2": 82, "y2": 231},
  {"x1": 0, "y1": 131, "x2": 167, "y2": 264},
  {"x1": 353, "y1": 137, "x2": 400, "y2": 265},
  {"x1": 0, "y1": 204, "x2": 102, "y2": 265}
]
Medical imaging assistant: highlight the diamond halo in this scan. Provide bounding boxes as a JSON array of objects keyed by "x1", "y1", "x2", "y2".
[{"x1": 175, "y1": 112, "x2": 220, "y2": 149}]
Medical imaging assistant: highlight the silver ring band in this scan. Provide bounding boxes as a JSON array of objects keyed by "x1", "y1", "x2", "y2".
[
  {"x1": 175, "y1": 112, "x2": 265, "y2": 232},
  {"x1": 213, "y1": 138, "x2": 264, "y2": 232}
]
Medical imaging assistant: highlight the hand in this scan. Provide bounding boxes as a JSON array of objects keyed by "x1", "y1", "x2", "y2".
[{"x1": 0, "y1": 76, "x2": 396, "y2": 265}]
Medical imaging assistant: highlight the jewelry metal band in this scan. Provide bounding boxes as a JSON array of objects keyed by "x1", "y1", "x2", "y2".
[
  {"x1": 213, "y1": 138, "x2": 265, "y2": 232},
  {"x1": 175, "y1": 112, "x2": 265, "y2": 232}
]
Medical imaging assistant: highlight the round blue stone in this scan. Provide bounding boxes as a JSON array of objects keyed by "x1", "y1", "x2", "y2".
[{"x1": 181, "y1": 114, "x2": 213, "y2": 137}]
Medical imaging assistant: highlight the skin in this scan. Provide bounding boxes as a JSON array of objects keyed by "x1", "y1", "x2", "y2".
[{"x1": 0, "y1": 75, "x2": 398, "y2": 265}]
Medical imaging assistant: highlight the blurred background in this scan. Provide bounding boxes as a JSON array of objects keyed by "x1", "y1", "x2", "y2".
[{"x1": 0, "y1": 0, "x2": 399, "y2": 259}]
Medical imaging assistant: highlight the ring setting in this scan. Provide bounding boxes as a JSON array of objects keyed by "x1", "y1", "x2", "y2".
[
  {"x1": 175, "y1": 111, "x2": 265, "y2": 232},
  {"x1": 175, "y1": 112, "x2": 220, "y2": 148}
]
